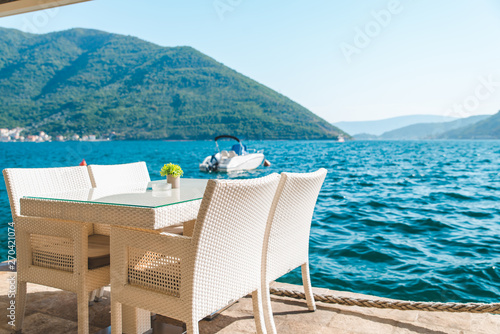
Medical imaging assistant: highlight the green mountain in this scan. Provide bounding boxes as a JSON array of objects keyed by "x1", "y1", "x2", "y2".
[
  {"x1": 379, "y1": 115, "x2": 490, "y2": 140},
  {"x1": 0, "y1": 27, "x2": 345, "y2": 140},
  {"x1": 439, "y1": 111, "x2": 500, "y2": 139}
]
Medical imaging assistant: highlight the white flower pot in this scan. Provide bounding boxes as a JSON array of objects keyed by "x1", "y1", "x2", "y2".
[{"x1": 167, "y1": 175, "x2": 180, "y2": 189}]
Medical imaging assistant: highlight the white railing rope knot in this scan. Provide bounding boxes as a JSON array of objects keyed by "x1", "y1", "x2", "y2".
[{"x1": 270, "y1": 287, "x2": 500, "y2": 314}]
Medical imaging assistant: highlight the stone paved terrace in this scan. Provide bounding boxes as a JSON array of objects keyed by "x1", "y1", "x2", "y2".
[{"x1": 0, "y1": 269, "x2": 498, "y2": 334}]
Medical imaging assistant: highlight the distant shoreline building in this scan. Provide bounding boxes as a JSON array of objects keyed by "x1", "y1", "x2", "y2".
[
  {"x1": 0, "y1": 128, "x2": 105, "y2": 142},
  {"x1": 0, "y1": 127, "x2": 24, "y2": 142}
]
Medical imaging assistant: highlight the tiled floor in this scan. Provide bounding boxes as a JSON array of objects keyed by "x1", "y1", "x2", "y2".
[{"x1": 1, "y1": 270, "x2": 498, "y2": 334}]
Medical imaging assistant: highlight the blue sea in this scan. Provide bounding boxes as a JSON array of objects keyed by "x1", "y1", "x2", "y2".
[{"x1": 1, "y1": 140, "x2": 499, "y2": 304}]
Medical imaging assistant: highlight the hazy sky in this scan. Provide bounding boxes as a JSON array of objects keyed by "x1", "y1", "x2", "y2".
[{"x1": 1, "y1": 0, "x2": 500, "y2": 122}]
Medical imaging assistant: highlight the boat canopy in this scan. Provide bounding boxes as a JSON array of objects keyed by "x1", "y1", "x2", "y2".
[{"x1": 214, "y1": 135, "x2": 241, "y2": 142}]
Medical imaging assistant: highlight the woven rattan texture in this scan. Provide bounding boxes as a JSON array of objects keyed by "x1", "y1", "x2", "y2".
[
  {"x1": 128, "y1": 248, "x2": 182, "y2": 297},
  {"x1": 155, "y1": 200, "x2": 202, "y2": 228},
  {"x1": 88, "y1": 161, "x2": 150, "y2": 188},
  {"x1": 261, "y1": 169, "x2": 327, "y2": 334},
  {"x1": 3, "y1": 166, "x2": 92, "y2": 218},
  {"x1": 3, "y1": 167, "x2": 110, "y2": 334},
  {"x1": 31, "y1": 234, "x2": 74, "y2": 272},
  {"x1": 191, "y1": 174, "x2": 280, "y2": 320},
  {"x1": 111, "y1": 173, "x2": 280, "y2": 334},
  {"x1": 20, "y1": 198, "x2": 202, "y2": 230},
  {"x1": 87, "y1": 162, "x2": 151, "y2": 237},
  {"x1": 263, "y1": 169, "x2": 327, "y2": 282},
  {"x1": 94, "y1": 223, "x2": 111, "y2": 235}
]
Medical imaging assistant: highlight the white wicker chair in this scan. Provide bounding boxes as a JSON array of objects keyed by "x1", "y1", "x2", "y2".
[
  {"x1": 261, "y1": 168, "x2": 327, "y2": 333},
  {"x1": 87, "y1": 161, "x2": 152, "y2": 317},
  {"x1": 87, "y1": 161, "x2": 151, "y2": 238},
  {"x1": 3, "y1": 166, "x2": 110, "y2": 334},
  {"x1": 87, "y1": 161, "x2": 150, "y2": 188},
  {"x1": 110, "y1": 173, "x2": 281, "y2": 334}
]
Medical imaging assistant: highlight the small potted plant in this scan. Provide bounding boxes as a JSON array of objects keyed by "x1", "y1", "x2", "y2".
[{"x1": 160, "y1": 163, "x2": 183, "y2": 189}]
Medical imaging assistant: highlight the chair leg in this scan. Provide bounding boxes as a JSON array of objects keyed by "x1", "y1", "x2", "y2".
[
  {"x1": 122, "y1": 305, "x2": 151, "y2": 334},
  {"x1": 186, "y1": 317, "x2": 199, "y2": 334},
  {"x1": 301, "y1": 263, "x2": 316, "y2": 311},
  {"x1": 252, "y1": 289, "x2": 267, "y2": 334},
  {"x1": 14, "y1": 280, "x2": 27, "y2": 332},
  {"x1": 262, "y1": 282, "x2": 278, "y2": 334},
  {"x1": 77, "y1": 291, "x2": 90, "y2": 334},
  {"x1": 111, "y1": 300, "x2": 122, "y2": 334}
]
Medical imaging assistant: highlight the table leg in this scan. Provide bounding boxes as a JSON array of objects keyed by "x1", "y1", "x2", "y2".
[{"x1": 122, "y1": 305, "x2": 151, "y2": 334}]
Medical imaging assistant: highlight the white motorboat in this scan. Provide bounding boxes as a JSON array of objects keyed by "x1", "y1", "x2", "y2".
[{"x1": 199, "y1": 135, "x2": 265, "y2": 172}]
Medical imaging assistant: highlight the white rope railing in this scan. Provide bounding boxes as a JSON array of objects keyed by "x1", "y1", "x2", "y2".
[{"x1": 270, "y1": 287, "x2": 500, "y2": 314}]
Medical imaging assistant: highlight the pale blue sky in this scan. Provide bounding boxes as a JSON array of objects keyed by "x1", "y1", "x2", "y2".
[{"x1": 1, "y1": 0, "x2": 500, "y2": 122}]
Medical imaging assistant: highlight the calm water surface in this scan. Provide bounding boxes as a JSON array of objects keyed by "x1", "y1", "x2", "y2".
[{"x1": 1, "y1": 140, "x2": 499, "y2": 303}]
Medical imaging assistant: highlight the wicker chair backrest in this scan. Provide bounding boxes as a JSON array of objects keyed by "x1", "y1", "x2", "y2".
[
  {"x1": 190, "y1": 173, "x2": 280, "y2": 319},
  {"x1": 88, "y1": 161, "x2": 150, "y2": 188},
  {"x1": 3, "y1": 166, "x2": 92, "y2": 219},
  {"x1": 263, "y1": 168, "x2": 327, "y2": 283}
]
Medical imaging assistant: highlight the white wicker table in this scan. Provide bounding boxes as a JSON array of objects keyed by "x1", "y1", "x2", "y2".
[
  {"x1": 19, "y1": 178, "x2": 208, "y2": 334},
  {"x1": 20, "y1": 178, "x2": 208, "y2": 230}
]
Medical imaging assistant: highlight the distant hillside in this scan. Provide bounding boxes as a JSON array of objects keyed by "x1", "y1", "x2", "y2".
[
  {"x1": 439, "y1": 111, "x2": 500, "y2": 139},
  {"x1": 379, "y1": 115, "x2": 490, "y2": 140},
  {"x1": 334, "y1": 115, "x2": 457, "y2": 136},
  {"x1": 353, "y1": 133, "x2": 379, "y2": 140},
  {"x1": 0, "y1": 28, "x2": 346, "y2": 140}
]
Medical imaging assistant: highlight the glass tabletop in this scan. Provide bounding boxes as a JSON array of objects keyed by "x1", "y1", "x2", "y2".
[{"x1": 24, "y1": 178, "x2": 208, "y2": 208}]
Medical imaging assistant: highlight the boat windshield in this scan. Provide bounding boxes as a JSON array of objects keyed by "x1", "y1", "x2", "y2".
[{"x1": 231, "y1": 143, "x2": 247, "y2": 155}]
